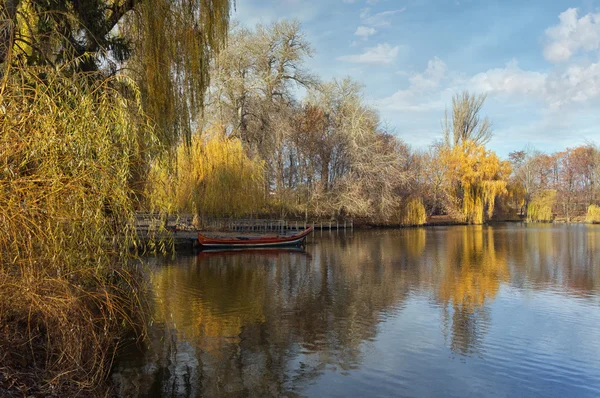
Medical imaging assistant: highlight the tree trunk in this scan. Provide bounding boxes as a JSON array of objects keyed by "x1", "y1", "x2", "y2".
[{"x1": 321, "y1": 160, "x2": 329, "y2": 191}]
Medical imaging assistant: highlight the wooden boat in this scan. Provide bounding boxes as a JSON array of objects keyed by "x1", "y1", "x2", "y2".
[{"x1": 197, "y1": 226, "x2": 313, "y2": 249}]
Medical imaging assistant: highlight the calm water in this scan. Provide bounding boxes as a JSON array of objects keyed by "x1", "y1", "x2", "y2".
[{"x1": 112, "y1": 224, "x2": 600, "y2": 397}]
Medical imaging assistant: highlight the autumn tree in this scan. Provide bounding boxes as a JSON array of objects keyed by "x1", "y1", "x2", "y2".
[
  {"x1": 441, "y1": 141, "x2": 510, "y2": 223},
  {"x1": 439, "y1": 92, "x2": 509, "y2": 223},
  {"x1": 146, "y1": 125, "x2": 266, "y2": 217},
  {"x1": 299, "y1": 78, "x2": 410, "y2": 221},
  {"x1": 207, "y1": 20, "x2": 316, "y2": 192}
]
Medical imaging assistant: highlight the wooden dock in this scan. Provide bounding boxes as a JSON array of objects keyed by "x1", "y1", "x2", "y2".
[{"x1": 133, "y1": 214, "x2": 353, "y2": 250}]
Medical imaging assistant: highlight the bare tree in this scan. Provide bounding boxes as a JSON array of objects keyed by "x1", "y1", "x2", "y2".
[{"x1": 443, "y1": 91, "x2": 493, "y2": 147}]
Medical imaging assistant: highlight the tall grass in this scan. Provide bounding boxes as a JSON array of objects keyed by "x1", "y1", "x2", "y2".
[{"x1": 0, "y1": 63, "x2": 153, "y2": 395}]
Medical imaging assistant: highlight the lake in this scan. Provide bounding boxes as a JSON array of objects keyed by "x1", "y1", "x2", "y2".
[{"x1": 112, "y1": 224, "x2": 600, "y2": 397}]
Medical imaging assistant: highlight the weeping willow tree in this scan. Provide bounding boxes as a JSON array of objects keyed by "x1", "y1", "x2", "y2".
[
  {"x1": 398, "y1": 198, "x2": 427, "y2": 226},
  {"x1": 1, "y1": 0, "x2": 232, "y2": 147},
  {"x1": 146, "y1": 126, "x2": 266, "y2": 217},
  {"x1": 0, "y1": 64, "x2": 154, "y2": 395},
  {"x1": 527, "y1": 190, "x2": 556, "y2": 222},
  {"x1": 587, "y1": 204, "x2": 600, "y2": 223},
  {"x1": 121, "y1": 0, "x2": 232, "y2": 146},
  {"x1": 442, "y1": 141, "x2": 511, "y2": 224}
]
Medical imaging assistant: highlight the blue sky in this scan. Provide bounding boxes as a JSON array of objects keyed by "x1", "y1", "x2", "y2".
[{"x1": 234, "y1": 0, "x2": 600, "y2": 157}]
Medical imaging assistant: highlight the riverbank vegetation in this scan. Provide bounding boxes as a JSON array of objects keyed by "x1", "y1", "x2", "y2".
[
  {"x1": 3, "y1": 2, "x2": 600, "y2": 395},
  {"x1": 1, "y1": 0, "x2": 231, "y2": 395},
  {"x1": 0, "y1": 64, "x2": 152, "y2": 396}
]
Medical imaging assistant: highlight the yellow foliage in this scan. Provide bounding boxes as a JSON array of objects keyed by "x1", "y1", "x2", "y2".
[
  {"x1": 527, "y1": 190, "x2": 556, "y2": 222},
  {"x1": 508, "y1": 182, "x2": 526, "y2": 209},
  {"x1": 586, "y1": 204, "x2": 600, "y2": 223},
  {"x1": 399, "y1": 198, "x2": 427, "y2": 226},
  {"x1": 441, "y1": 141, "x2": 510, "y2": 224},
  {"x1": 14, "y1": 0, "x2": 38, "y2": 57},
  {"x1": 0, "y1": 65, "x2": 152, "y2": 392},
  {"x1": 439, "y1": 227, "x2": 509, "y2": 309},
  {"x1": 146, "y1": 126, "x2": 266, "y2": 216}
]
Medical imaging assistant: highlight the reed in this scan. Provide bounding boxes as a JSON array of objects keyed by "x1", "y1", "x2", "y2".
[{"x1": 0, "y1": 63, "x2": 152, "y2": 395}]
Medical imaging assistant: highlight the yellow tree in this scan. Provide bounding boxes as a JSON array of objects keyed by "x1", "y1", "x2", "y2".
[
  {"x1": 146, "y1": 125, "x2": 266, "y2": 217},
  {"x1": 442, "y1": 140, "x2": 511, "y2": 224}
]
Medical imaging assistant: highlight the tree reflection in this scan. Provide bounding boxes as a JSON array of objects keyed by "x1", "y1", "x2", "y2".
[
  {"x1": 436, "y1": 226, "x2": 509, "y2": 356},
  {"x1": 114, "y1": 237, "x2": 414, "y2": 397},
  {"x1": 111, "y1": 225, "x2": 600, "y2": 396}
]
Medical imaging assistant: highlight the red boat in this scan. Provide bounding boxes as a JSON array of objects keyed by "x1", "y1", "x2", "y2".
[{"x1": 197, "y1": 226, "x2": 313, "y2": 249}]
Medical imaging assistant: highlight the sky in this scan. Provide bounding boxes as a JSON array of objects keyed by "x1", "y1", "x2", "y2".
[{"x1": 234, "y1": 0, "x2": 600, "y2": 157}]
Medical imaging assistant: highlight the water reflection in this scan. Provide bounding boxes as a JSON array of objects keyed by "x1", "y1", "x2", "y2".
[
  {"x1": 112, "y1": 224, "x2": 600, "y2": 397},
  {"x1": 436, "y1": 226, "x2": 509, "y2": 356}
]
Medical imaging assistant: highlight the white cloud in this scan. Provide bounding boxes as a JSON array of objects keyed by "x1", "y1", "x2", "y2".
[
  {"x1": 360, "y1": 8, "x2": 406, "y2": 27},
  {"x1": 409, "y1": 57, "x2": 447, "y2": 91},
  {"x1": 544, "y1": 8, "x2": 600, "y2": 63},
  {"x1": 377, "y1": 90, "x2": 446, "y2": 112},
  {"x1": 469, "y1": 60, "x2": 547, "y2": 97},
  {"x1": 378, "y1": 55, "x2": 600, "y2": 113},
  {"x1": 342, "y1": 0, "x2": 356, "y2": 3},
  {"x1": 359, "y1": 8, "x2": 371, "y2": 19},
  {"x1": 546, "y1": 61, "x2": 600, "y2": 107},
  {"x1": 468, "y1": 59, "x2": 600, "y2": 109},
  {"x1": 378, "y1": 57, "x2": 448, "y2": 111},
  {"x1": 337, "y1": 43, "x2": 399, "y2": 64},
  {"x1": 355, "y1": 26, "x2": 376, "y2": 39}
]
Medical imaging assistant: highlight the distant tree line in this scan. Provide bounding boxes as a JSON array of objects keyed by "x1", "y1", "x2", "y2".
[
  {"x1": 508, "y1": 145, "x2": 600, "y2": 222},
  {"x1": 144, "y1": 19, "x2": 600, "y2": 225}
]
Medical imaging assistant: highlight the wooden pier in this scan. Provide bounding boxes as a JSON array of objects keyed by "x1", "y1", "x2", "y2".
[{"x1": 133, "y1": 214, "x2": 353, "y2": 250}]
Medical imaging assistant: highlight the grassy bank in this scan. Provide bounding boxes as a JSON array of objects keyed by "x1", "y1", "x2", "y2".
[{"x1": 0, "y1": 65, "x2": 150, "y2": 396}]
